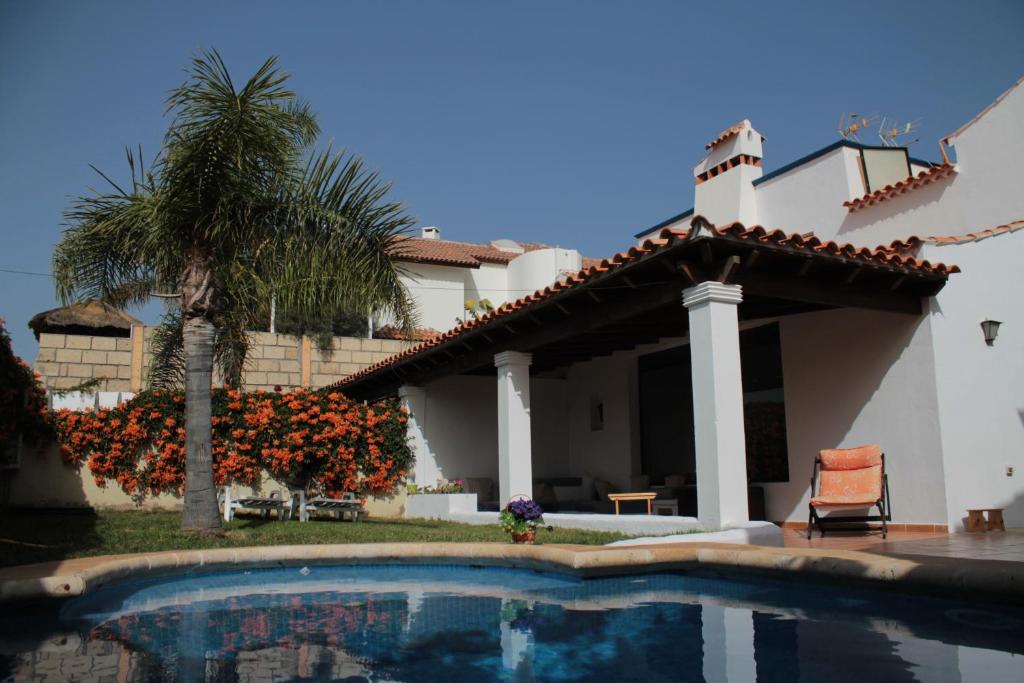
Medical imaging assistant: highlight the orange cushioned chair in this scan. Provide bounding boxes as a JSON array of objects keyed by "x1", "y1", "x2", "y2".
[{"x1": 807, "y1": 444, "x2": 891, "y2": 539}]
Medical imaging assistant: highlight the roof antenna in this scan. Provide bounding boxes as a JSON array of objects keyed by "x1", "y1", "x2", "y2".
[
  {"x1": 878, "y1": 116, "x2": 922, "y2": 147},
  {"x1": 838, "y1": 112, "x2": 878, "y2": 142}
]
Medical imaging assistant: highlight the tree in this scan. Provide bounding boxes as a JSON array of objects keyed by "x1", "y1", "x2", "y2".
[{"x1": 54, "y1": 50, "x2": 416, "y2": 532}]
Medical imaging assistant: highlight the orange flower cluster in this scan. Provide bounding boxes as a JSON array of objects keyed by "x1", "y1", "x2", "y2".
[{"x1": 53, "y1": 388, "x2": 412, "y2": 501}]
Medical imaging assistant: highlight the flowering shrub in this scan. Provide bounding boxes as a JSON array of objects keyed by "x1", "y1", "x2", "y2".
[
  {"x1": 53, "y1": 388, "x2": 412, "y2": 501},
  {"x1": 0, "y1": 318, "x2": 51, "y2": 461},
  {"x1": 499, "y1": 497, "x2": 545, "y2": 535}
]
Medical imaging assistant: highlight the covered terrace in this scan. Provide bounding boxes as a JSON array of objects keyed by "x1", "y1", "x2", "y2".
[{"x1": 332, "y1": 217, "x2": 957, "y2": 530}]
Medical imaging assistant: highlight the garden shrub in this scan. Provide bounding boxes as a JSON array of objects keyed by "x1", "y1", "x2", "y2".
[
  {"x1": 53, "y1": 388, "x2": 412, "y2": 501},
  {"x1": 0, "y1": 318, "x2": 50, "y2": 461}
]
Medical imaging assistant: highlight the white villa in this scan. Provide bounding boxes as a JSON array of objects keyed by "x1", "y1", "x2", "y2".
[
  {"x1": 335, "y1": 75, "x2": 1024, "y2": 533},
  {"x1": 376, "y1": 228, "x2": 594, "y2": 339}
]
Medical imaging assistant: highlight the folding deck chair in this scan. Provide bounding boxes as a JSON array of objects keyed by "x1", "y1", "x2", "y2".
[{"x1": 808, "y1": 444, "x2": 891, "y2": 539}]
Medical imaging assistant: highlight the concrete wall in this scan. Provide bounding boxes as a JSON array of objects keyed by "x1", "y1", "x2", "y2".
[
  {"x1": 925, "y1": 235, "x2": 1024, "y2": 530},
  {"x1": 34, "y1": 327, "x2": 413, "y2": 394},
  {"x1": 771, "y1": 308, "x2": 948, "y2": 524}
]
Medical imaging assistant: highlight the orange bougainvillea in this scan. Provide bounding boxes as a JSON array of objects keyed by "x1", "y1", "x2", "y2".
[{"x1": 53, "y1": 388, "x2": 411, "y2": 501}]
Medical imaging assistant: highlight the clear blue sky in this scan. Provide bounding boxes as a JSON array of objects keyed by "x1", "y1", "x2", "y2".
[{"x1": 1, "y1": 1, "x2": 1022, "y2": 360}]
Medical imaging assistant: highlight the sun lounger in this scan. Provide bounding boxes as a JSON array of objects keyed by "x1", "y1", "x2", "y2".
[
  {"x1": 220, "y1": 488, "x2": 294, "y2": 522},
  {"x1": 294, "y1": 491, "x2": 367, "y2": 522}
]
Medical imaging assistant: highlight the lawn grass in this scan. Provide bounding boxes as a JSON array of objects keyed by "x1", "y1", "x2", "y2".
[{"x1": 0, "y1": 510, "x2": 628, "y2": 568}]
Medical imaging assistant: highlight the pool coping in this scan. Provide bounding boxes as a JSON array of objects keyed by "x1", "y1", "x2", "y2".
[{"x1": 1, "y1": 542, "x2": 1022, "y2": 606}]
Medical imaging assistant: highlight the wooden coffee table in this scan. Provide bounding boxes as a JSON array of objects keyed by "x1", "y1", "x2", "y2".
[{"x1": 607, "y1": 492, "x2": 657, "y2": 515}]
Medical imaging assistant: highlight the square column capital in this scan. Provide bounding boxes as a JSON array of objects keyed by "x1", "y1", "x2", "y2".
[
  {"x1": 397, "y1": 384, "x2": 425, "y2": 400},
  {"x1": 683, "y1": 282, "x2": 743, "y2": 308},
  {"x1": 494, "y1": 351, "x2": 532, "y2": 368}
]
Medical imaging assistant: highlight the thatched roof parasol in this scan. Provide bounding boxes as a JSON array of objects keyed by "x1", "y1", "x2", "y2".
[{"x1": 28, "y1": 300, "x2": 141, "y2": 339}]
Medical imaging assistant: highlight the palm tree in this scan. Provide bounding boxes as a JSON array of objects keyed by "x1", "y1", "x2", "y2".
[{"x1": 54, "y1": 50, "x2": 417, "y2": 533}]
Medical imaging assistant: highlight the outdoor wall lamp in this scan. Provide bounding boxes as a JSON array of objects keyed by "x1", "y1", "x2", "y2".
[{"x1": 980, "y1": 319, "x2": 1002, "y2": 346}]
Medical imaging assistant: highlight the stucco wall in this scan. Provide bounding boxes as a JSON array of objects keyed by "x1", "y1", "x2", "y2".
[
  {"x1": 770, "y1": 308, "x2": 948, "y2": 524},
  {"x1": 6, "y1": 442, "x2": 406, "y2": 517},
  {"x1": 925, "y1": 235, "x2": 1024, "y2": 530},
  {"x1": 565, "y1": 353, "x2": 641, "y2": 491},
  {"x1": 397, "y1": 263, "x2": 467, "y2": 333}
]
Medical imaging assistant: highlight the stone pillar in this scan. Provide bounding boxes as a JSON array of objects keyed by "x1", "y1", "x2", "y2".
[
  {"x1": 129, "y1": 325, "x2": 145, "y2": 392},
  {"x1": 398, "y1": 385, "x2": 440, "y2": 487},
  {"x1": 683, "y1": 282, "x2": 749, "y2": 529},
  {"x1": 300, "y1": 335, "x2": 313, "y2": 387},
  {"x1": 495, "y1": 351, "x2": 533, "y2": 507}
]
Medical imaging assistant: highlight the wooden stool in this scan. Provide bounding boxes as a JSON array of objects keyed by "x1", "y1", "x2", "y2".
[
  {"x1": 651, "y1": 499, "x2": 679, "y2": 516},
  {"x1": 966, "y1": 508, "x2": 1005, "y2": 532}
]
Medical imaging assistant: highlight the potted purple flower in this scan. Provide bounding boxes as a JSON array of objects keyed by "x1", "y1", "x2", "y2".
[{"x1": 500, "y1": 497, "x2": 545, "y2": 544}]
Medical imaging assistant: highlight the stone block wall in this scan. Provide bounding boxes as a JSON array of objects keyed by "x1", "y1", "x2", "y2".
[
  {"x1": 309, "y1": 337, "x2": 411, "y2": 389},
  {"x1": 33, "y1": 327, "x2": 416, "y2": 394},
  {"x1": 35, "y1": 332, "x2": 134, "y2": 392}
]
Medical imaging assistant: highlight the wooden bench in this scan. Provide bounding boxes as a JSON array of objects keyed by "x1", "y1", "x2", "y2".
[
  {"x1": 607, "y1": 492, "x2": 657, "y2": 515},
  {"x1": 966, "y1": 508, "x2": 1005, "y2": 532}
]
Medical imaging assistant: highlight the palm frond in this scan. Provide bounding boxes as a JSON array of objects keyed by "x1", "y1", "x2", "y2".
[{"x1": 147, "y1": 312, "x2": 185, "y2": 389}]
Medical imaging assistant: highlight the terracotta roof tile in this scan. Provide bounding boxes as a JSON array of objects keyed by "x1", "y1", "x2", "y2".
[
  {"x1": 885, "y1": 219, "x2": 1024, "y2": 251},
  {"x1": 331, "y1": 217, "x2": 959, "y2": 391},
  {"x1": 373, "y1": 325, "x2": 440, "y2": 341},
  {"x1": 390, "y1": 237, "x2": 549, "y2": 268},
  {"x1": 843, "y1": 164, "x2": 957, "y2": 212},
  {"x1": 705, "y1": 120, "x2": 765, "y2": 150}
]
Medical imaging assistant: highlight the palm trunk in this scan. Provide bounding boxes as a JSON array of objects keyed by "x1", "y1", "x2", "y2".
[{"x1": 180, "y1": 314, "x2": 221, "y2": 532}]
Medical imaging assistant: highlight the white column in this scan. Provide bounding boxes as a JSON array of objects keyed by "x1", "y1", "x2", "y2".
[
  {"x1": 683, "y1": 281, "x2": 749, "y2": 529},
  {"x1": 701, "y1": 604, "x2": 757, "y2": 683},
  {"x1": 495, "y1": 351, "x2": 533, "y2": 507},
  {"x1": 398, "y1": 385, "x2": 440, "y2": 487}
]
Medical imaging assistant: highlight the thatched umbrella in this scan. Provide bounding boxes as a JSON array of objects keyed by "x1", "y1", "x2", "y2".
[{"x1": 28, "y1": 300, "x2": 141, "y2": 339}]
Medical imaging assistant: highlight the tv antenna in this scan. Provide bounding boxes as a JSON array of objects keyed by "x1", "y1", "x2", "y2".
[
  {"x1": 878, "y1": 116, "x2": 922, "y2": 147},
  {"x1": 838, "y1": 112, "x2": 878, "y2": 142}
]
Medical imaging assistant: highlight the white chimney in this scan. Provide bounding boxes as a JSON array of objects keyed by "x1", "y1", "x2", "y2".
[
  {"x1": 693, "y1": 120, "x2": 764, "y2": 227},
  {"x1": 421, "y1": 226, "x2": 441, "y2": 240}
]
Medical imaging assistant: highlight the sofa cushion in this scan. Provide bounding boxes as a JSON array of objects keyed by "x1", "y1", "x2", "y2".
[
  {"x1": 593, "y1": 479, "x2": 616, "y2": 500},
  {"x1": 664, "y1": 474, "x2": 688, "y2": 488}
]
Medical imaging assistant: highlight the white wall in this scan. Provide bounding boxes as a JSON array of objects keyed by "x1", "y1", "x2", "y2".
[
  {"x1": 925, "y1": 235, "x2": 1024, "y2": 530},
  {"x1": 464, "y1": 262, "x2": 511, "y2": 312},
  {"x1": 770, "y1": 308, "x2": 948, "y2": 524},
  {"x1": 418, "y1": 375, "x2": 499, "y2": 483},
  {"x1": 755, "y1": 146, "x2": 865, "y2": 240},
  {"x1": 507, "y1": 248, "x2": 582, "y2": 296},
  {"x1": 945, "y1": 81, "x2": 1024, "y2": 232},
  {"x1": 564, "y1": 352, "x2": 640, "y2": 490},
  {"x1": 415, "y1": 373, "x2": 570, "y2": 487},
  {"x1": 396, "y1": 263, "x2": 466, "y2": 332}
]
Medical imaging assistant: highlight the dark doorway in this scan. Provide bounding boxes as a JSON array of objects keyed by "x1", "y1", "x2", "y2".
[{"x1": 638, "y1": 322, "x2": 789, "y2": 485}]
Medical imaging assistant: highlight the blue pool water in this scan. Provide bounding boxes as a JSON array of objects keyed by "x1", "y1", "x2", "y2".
[{"x1": 1, "y1": 564, "x2": 1022, "y2": 682}]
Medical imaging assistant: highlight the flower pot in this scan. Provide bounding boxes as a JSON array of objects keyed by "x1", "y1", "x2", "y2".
[{"x1": 510, "y1": 529, "x2": 536, "y2": 545}]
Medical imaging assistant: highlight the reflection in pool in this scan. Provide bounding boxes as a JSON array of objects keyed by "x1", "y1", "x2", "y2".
[{"x1": 2, "y1": 565, "x2": 1023, "y2": 681}]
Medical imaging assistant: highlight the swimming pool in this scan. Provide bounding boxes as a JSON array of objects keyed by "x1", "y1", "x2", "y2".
[{"x1": 2, "y1": 564, "x2": 1022, "y2": 681}]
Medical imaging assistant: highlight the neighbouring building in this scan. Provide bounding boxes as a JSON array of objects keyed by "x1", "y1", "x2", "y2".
[
  {"x1": 331, "y1": 75, "x2": 1024, "y2": 533},
  {"x1": 379, "y1": 227, "x2": 595, "y2": 336}
]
